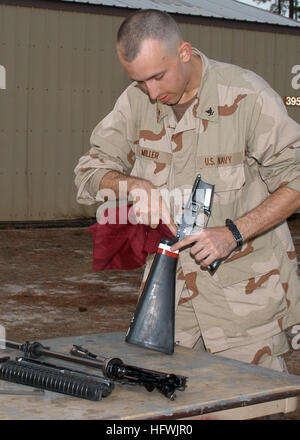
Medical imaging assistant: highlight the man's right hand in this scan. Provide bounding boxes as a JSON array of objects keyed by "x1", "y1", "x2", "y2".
[{"x1": 100, "y1": 171, "x2": 177, "y2": 236}]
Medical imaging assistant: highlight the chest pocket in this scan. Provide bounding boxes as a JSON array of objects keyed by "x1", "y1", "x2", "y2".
[
  {"x1": 197, "y1": 164, "x2": 245, "y2": 192},
  {"x1": 196, "y1": 152, "x2": 245, "y2": 189},
  {"x1": 196, "y1": 156, "x2": 246, "y2": 214},
  {"x1": 195, "y1": 157, "x2": 285, "y2": 288},
  {"x1": 131, "y1": 145, "x2": 172, "y2": 188}
]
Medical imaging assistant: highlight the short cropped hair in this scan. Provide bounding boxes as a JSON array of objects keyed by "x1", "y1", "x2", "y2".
[{"x1": 117, "y1": 9, "x2": 183, "y2": 62}]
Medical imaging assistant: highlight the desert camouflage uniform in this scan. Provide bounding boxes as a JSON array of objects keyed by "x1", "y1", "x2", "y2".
[{"x1": 74, "y1": 49, "x2": 300, "y2": 369}]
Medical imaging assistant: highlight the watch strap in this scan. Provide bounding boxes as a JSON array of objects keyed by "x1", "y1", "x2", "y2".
[{"x1": 225, "y1": 219, "x2": 243, "y2": 248}]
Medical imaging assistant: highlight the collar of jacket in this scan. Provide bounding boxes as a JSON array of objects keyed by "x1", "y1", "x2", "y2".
[{"x1": 156, "y1": 49, "x2": 219, "y2": 124}]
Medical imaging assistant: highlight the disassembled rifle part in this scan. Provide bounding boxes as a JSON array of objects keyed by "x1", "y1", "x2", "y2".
[
  {"x1": 70, "y1": 344, "x2": 187, "y2": 400},
  {"x1": 0, "y1": 339, "x2": 187, "y2": 400}
]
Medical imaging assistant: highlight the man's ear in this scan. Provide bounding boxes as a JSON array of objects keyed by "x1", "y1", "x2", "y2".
[{"x1": 179, "y1": 42, "x2": 192, "y2": 63}]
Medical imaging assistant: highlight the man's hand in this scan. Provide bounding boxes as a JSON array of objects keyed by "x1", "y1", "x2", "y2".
[
  {"x1": 100, "y1": 170, "x2": 177, "y2": 235},
  {"x1": 171, "y1": 226, "x2": 236, "y2": 268},
  {"x1": 128, "y1": 177, "x2": 177, "y2": 235},
  {"x1": 171, "y1": 186, "x2": 300, "y2": 268}
]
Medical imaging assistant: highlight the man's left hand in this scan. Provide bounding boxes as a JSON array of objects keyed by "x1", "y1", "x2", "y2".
[{"x1": 171, "y1": 226, "x2": 237, "y2": 268}]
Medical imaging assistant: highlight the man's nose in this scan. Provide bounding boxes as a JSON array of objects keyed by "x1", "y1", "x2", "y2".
[{"x1": 145, "y1": 80, "x2": 160, "y2": 101}]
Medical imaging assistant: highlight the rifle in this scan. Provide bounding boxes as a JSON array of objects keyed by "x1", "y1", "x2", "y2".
[
  {"x1": 175, "y1": 173, "x2": 220, "y2": 272},
  {"x1": 125, "y1": 174, "x2": 220, "y2": 354},
  {"x1": 1, "y1": 339, "x2": 187, "y2": 400},
  {"x1": 70, "y1": 344, "x2": 187, "y2": 400}
]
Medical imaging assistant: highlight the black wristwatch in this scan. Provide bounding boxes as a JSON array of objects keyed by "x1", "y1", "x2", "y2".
[{"x1": 225, "y1": 219, "x2": 243, "y2": 248}]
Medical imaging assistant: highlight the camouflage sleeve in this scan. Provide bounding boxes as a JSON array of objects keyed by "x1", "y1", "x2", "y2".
[
  {"x1": 74, "y1": 87, "x2": 137, "y2": 205},
  {"x1": 247, "y1": 87, "x2": 300, "y2": 193}
]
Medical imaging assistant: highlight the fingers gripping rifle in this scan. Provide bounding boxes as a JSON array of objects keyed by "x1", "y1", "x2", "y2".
[
  {"x1": 125, "y1": 174, "x2": 220, "y2": 354},
  {"x1": 175, "y1": 174, "x2": 221, "y2": 273}
]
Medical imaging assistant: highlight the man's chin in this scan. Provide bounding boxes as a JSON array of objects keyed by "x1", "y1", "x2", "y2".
[
  {"x1": 159, "y1": 96, "x2": 179, "y2": 106},
  {"x1": 167, "y1": 96, "x2": 182, "y2": 106}
]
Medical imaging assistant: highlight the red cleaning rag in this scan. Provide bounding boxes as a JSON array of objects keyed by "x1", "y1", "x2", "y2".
[{"x1": 87, "y1": 205, "x2": 175, "y2": 271}]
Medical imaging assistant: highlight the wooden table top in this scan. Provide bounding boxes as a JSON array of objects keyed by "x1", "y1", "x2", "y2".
[{"x1": 1, "y1": 331, "x2": 300, "y2": 420}]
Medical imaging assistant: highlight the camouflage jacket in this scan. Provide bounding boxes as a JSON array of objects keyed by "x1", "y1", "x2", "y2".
[{"x1": 74, "y1": 49, "x2": 300, "y2": 353}]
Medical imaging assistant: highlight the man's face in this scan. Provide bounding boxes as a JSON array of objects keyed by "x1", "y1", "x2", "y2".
[{"x1": 117, "y1": 39, "x2": 191, "y2": 105}]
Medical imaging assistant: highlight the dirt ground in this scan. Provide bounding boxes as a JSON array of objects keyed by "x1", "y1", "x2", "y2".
[
  {"x1": 0, "y1": 224, "x2": 143, "y2": 341},
  {"x1": 0, "y1": 215, "x2": 300, "y2": 419}
]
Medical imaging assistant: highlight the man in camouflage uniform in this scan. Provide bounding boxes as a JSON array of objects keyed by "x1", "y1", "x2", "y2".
[{"x1": 74, "y1": 10, "x2": 300, "y2": 371}]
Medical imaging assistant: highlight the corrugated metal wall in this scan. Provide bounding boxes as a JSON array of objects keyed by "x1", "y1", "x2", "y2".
[
  {"x1": 0, "y1": 3, "x2": 299, "y2": 221},
  {"x1": 181, "y1": 21, "x2": 299, "y2": 119}
]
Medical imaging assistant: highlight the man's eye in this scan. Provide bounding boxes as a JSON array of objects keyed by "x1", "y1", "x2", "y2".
[{"x1": 155, "y1": 74, "x2": 164, "y2": 81}]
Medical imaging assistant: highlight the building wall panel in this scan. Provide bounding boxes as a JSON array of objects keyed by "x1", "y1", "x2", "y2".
[
  {"x1": 0, "y1": 4, "x2": 299, "y2": 221},
  {"x1": 181, "y1": 22, "x2": 299, "y2": 122}
]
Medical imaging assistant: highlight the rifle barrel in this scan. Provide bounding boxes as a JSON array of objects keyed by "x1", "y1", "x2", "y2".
[{"x1": 1, "y1": 339, "x2": 107, "y2": 372}]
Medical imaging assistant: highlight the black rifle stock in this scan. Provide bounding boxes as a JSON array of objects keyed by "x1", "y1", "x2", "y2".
[{"x1": 125, "y1": 174, "x2": 220, "y2": 354}]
